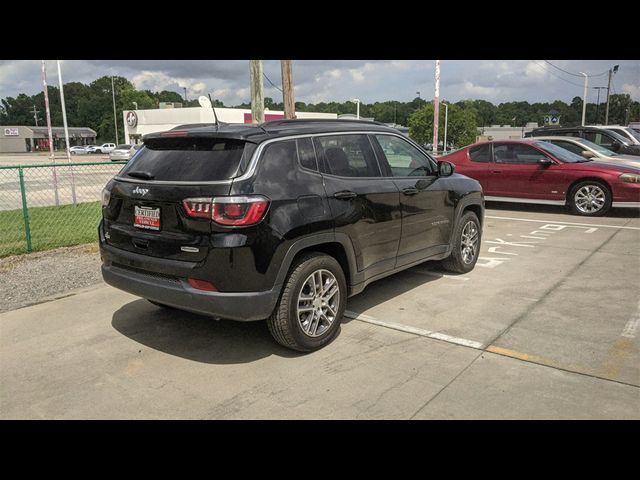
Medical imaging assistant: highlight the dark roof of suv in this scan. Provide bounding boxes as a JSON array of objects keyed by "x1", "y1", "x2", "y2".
[{"x1": 143, "y1": 119, "x2": 399, "y2": 143}]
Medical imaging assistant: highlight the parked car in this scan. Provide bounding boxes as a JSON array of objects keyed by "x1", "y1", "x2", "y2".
[
  {"x1": 440, "y1": 139, "x2": 640, "y2": 216},
  {"x1": 69, "y1": 145, "x2": 88, "y2": 155},
  {"x1": 525, "y1": 125, "x2": 640, "y2": 156},
  {"x1": 89, "y1": 143, "x2": 116, "y2": 154},
  {"x1": 100, "y1": 119, "x2": 485, "y2": 351},
  {"x1": 109, "y1": 144, "x2": 141, "y2": 161},
  {"x1": 595, "y1": 125, "x2": 640, "y2": 145},
  {"x1": 534, "y1": 136, "x2": 640, "y2": 168}
]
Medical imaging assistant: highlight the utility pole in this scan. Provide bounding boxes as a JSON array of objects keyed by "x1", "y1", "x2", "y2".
[
  {"x1": 41, "y1": 60, "x2": 60, "y2": 207},
  {"x1": 432, "y1": 60, "x2": 440, "y2": 155},
  {"x1": 111, "y1": 76, "x2": 119, "y2": 144},
  {"x1": 281, "y1": 60, "x2": 295, "y2": 119},
  {"x1": 249, "y1": 60, "x2": 264, "y2": 124},
  {"x1": 604, "y1": 65, "x2": 619, "y2": 125},
  {"x1": 56, "y1": 61, "x2": 71, "y2": 162},
  {"x1": 183, "y1": 87, "x2": 187, "y2": 102},
  {"x1": 32, "y1": 105, "x2": 40, "y2": 126},
  {"x1": 41, "y1": 61, "x2": 55, "y2": 160}
]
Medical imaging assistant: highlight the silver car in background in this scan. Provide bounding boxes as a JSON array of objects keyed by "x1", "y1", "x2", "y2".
[
  {"x1": 109, "y1": 144, "x2": 141, "y2": 161},
  {"x1": 534, "y1": 136, "x2": 640, "y2": 168}
]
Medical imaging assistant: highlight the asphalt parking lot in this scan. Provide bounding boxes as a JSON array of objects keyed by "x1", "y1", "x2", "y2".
[{"x1": 1, "y1": 203, "x2": 638, "y2": 419}]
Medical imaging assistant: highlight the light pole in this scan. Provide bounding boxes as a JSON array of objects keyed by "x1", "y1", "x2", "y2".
[
  {"x1": 132, "y1": 101, "x2": 138, "y2": 110},
  {"x1": 443, "y1": 102, "x2": 449, "y2": 154},
  {"x1": 351, "y1": 98, "x2": 360, "y2": 119},
  {"x1": 579, "y1": 72, "x2": 588, "y2": 126},
  {"x1": 111, "y1": 76, "x2": 119, "y2": 144}
]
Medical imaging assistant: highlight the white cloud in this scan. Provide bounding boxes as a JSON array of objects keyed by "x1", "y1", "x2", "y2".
[{"x1": 462, "y1": 81, "x2": 499, "y2": 98}]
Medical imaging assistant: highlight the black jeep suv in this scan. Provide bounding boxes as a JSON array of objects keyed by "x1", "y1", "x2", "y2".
[{"x1": 100, "y1": 119, "x2": 484, "y2": 351}]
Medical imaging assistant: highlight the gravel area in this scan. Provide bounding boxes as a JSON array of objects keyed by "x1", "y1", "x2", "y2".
[{"x1": 0, "y1": 243, "x2": 103, "y2": 313}]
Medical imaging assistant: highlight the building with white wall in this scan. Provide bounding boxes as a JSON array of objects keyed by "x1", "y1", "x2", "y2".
[
  {"x1": 476, "y1": 123, "x2": 539, "y2": 142},
  {"x1": 123, "y1": 107, "x2": 338, "y2": 144}
]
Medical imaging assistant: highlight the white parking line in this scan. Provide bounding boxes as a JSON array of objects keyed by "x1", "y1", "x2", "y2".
[
  {"x1": 344, "y1": 310, "x2": 484, "y2": 349},
  {"x1": 486, "y1": 215, "x2": 640, "y2": 231},
  {"x1": 621, "y1": 300, "x2": 640, "y2": 339},
  {"x1": 408, "y1": 268, "x2": 470, "y2": 281}
]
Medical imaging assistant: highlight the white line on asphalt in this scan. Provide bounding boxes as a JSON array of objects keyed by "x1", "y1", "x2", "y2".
[
  {"x1": 621, "y1": 300, "x2": 640, "y2": 339},
  {"x1": 408, "y1": 268, "x2": 470, "y2": 281},
  {"x1": 486, "y1": 215, "x2": 640, "y2": 231},
  {"x1": 344, "y1": 310, "x2": 484, "y2": 349}
]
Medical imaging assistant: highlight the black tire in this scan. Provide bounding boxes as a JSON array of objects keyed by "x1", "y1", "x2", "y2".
[
  {"x1": 267, "y1": 253, "x2": 346, "y2": 352},
  {"x1": 568, "y1": 180, "x2": 611, "y2": 216},
  {"x1": 441, "y1": 211, "x2": 481, "y2": 274}
]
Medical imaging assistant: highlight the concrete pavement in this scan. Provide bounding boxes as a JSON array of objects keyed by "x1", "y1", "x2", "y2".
[{"x1": 1, "y1": 206, "x2": 639, "y2": 419}]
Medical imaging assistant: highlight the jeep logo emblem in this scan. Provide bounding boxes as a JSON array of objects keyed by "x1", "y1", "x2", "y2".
[{"x1": 132, "y1": 186, "x2": 149, "y2": 196}]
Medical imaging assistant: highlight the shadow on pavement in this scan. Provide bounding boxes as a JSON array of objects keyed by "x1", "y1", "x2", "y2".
[
  {"x1": 343, "y1": 261, "x2": 443, "y2": 323},
  {"x1": 487, "y1": 201, "x2": 640, "y2": 219},
  {"x1": 111, "y1": 299, "x2": 302, "y2": 364}
]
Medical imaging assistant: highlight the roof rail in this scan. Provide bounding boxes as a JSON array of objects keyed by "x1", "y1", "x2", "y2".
[{"x1": 261, "y1": 118, "x2": 387, "y2": 128}]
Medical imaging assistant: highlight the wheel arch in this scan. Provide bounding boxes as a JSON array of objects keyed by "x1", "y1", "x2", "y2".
[
  {"x1": 274, "y1": 233, "x2": 358, "y2": 291},
  {"x1": 566, "y1": 176, "x2": 613, "y2": 203}
]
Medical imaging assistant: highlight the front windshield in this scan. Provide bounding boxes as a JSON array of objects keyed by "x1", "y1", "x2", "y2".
[{"x1": 533, "y1": 141, "x2": 586, "y2": 163}]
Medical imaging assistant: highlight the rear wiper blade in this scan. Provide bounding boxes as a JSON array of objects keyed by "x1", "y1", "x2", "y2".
[{"x1": 127, "y1": 170, "x2": 155, "y2": 180}]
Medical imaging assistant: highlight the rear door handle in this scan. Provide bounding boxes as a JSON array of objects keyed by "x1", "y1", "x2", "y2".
[
  {"x1": 402, "y1": 187, "x2": 419, "y2": 196},
  {"x1": 334, "y1": 190, "x2": 357, "y2": 200},
  {"x1": 491, "y1": 170, "x2": 502, "y2": 174}
]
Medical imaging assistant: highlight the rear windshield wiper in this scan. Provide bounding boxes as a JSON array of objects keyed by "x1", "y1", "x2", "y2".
[{"x1": 127, "y1": 170, "x2": 155, "y2": 180}]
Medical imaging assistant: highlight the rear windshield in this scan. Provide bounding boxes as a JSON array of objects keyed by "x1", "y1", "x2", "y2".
[{"x1": 120, "y1": 137, "x2": 255, "y2": 181}]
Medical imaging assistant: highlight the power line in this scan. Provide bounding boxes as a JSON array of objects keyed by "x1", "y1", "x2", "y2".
[
  {"x1": 531, "y1": 61, "x2": 585, "y2": 87},
  {"x1": 543, "y1": 60, "x2": 608, "y2": 78},
  {"x1": 263, "y1": 72, "x2": 283, "y2": 93}
]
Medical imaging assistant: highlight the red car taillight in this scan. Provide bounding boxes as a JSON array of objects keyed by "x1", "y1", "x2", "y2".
[{"x1": 182, "y1": 196, "x2": 269, "y2": 226}]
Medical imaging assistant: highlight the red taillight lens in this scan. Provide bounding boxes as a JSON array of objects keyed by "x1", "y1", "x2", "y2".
[
  {"x1": 213, "y1": 200, "x2": 268, "y2": 226},
  {"x1": 188, "y1": 278, "x2": 218, "y2": 291},
  {"x1": 183, "y1": 196, "x2": 269, "y2": 226}
]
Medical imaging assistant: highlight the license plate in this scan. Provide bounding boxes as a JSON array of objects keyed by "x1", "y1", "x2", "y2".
[{"x1": 134, "y1": 205, "x2": 161, "y2": 230}]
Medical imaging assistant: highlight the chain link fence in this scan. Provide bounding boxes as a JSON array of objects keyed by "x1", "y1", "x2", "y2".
[{"x1": 0, "y1": 161, "x2": 126, "y2": 257}]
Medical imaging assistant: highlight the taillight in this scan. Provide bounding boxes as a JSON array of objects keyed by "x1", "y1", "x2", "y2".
[
  {"x1": 182, "y1": 198, "x2": 213, "y2": 218},
  {"x1": 182, "y1": 196, "x2": 269, "y2": 226}
]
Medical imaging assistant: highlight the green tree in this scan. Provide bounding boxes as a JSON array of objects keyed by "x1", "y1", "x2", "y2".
[{"x1": 408, "y1": 102, "x2": 477, "y2": 149}]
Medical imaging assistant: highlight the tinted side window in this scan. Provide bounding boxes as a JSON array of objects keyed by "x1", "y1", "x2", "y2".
[
  {"x1": 296, "y1": 137, "x2": 318, "y2": 171},
  {"x1": 374, "y1": 134, "x2": 435, "y2": 176},
  {"x1": 314, "y1": 134, "x2": 381, "y2": 177},
  {"x1": 494, "y1": 143, "x2": 547, "y2": 164},
  {"x1": 584, "y1": 132, "x2": 615, "y2": 149},
  {"x1": 469, "y1": 144, "x2": 491, "y2": 163},
  {"x1": 547, "y1": 140, "x2": 584, "y2": 156}
]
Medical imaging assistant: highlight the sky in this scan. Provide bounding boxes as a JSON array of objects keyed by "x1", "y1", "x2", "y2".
[{"x1": 0, "y1": 60, "x2": 638, "y2": 107}]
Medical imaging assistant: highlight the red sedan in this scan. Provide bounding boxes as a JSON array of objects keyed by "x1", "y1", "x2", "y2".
[{"x1": 440, "y1": 139, "x2": 640, "y2": 216}]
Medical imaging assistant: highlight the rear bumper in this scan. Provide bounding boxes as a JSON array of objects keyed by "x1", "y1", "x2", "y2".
[{"x1": 100, "y1": 246, "x2": 280, "y2": 321}]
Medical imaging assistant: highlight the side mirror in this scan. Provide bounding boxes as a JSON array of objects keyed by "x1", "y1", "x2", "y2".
[
  {"x1": 582, "y1": 150, "x2": 596, "y2": 159},
  {"x1": 611, "y1": 141, "x2": 621, "y2": 152},
  {"x1": 538, "y1": 158, "x2": 554, "y2": 166},
  {"x1": 437, "y1": 160, "x2": 455, "y2": 177}
]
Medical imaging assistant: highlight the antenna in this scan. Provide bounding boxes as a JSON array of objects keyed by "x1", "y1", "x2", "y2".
[{"x1": 207, "y1": 94, "x2": 220, "y2": 127}]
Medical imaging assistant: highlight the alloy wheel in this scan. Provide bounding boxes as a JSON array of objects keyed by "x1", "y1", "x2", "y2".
[{"x1": 296, "y1": 269, "x2": 340, "y2": 338}]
